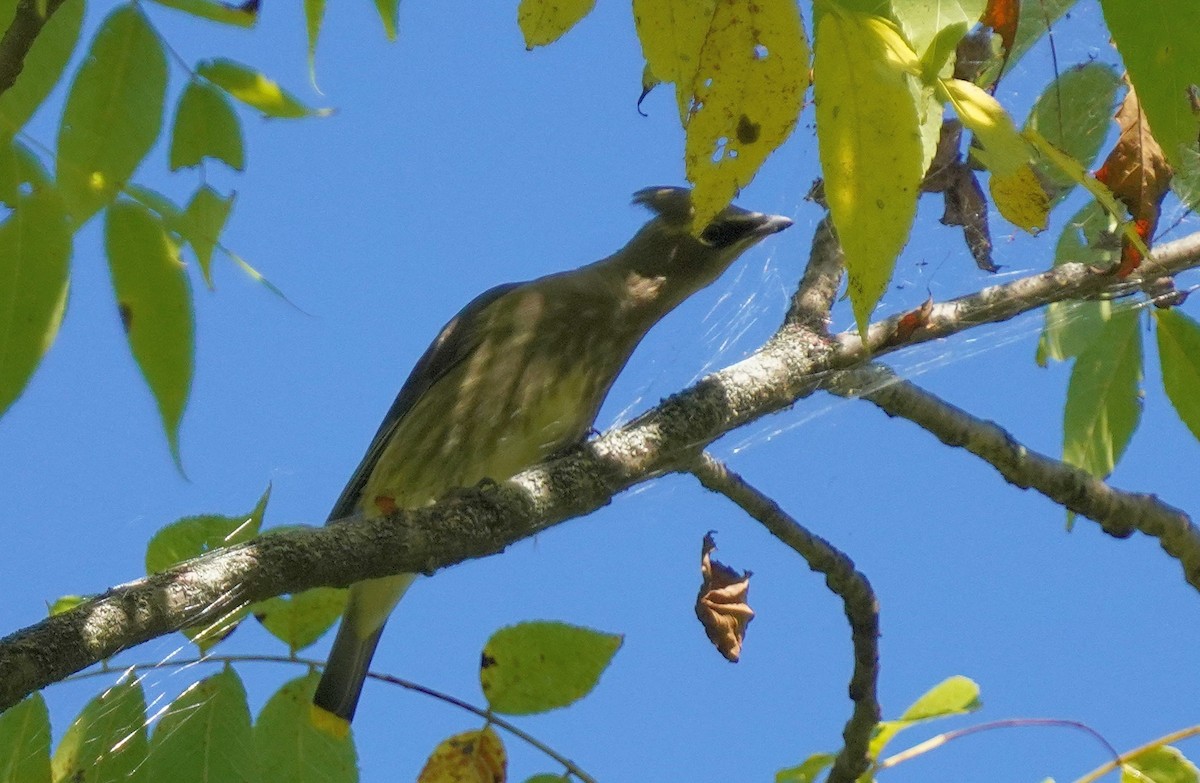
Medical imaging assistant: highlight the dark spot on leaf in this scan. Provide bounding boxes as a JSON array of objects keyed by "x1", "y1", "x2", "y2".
[
  {"x1": 480, "y1": 652, "x2": 497, "y2": 669},
  {"x1": 118, "y1": 302, "x2": 132, "y2": 333},
  {"x1": 736, "y1": 114, "x2": 760, "y2": 144},
  {"x1": 876, "y1": 199, "x2": 885, "y2": 209}
]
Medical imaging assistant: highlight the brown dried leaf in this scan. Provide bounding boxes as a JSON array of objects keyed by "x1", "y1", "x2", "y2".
[
  {"x1": 696, "y1": 532, "x2": 754, "y2": 663},
  {"x1": 922, "y1": 121, "x2": 996, "y2": 272},
  {"x1": 1095, "y1": 82, "x2": 1174, "y2": 277},
  {"x1": 891, "y1": 297, "x2": 935, "y2": 344}
]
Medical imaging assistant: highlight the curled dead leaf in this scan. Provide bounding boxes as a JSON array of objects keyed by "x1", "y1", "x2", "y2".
[
  {"x1": 696, "y1": 531, "x2": 754, "y2": 663},
  {"x1": 1094, "y1": 81, "x2": 1174, "y2": 277}
]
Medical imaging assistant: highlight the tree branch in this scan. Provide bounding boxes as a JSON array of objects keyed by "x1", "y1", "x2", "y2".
[
  {"x1": 0, "y1": 0, "x2": 68, "y2": 98},
  {"x1": 5, "y1": 229, "x2": 1200, "y2": 711},
  {"x1": 826, "y1": 363, "x2": 1200, "y2": 581},
  {"x1": 689, "y1": 453, "x2": 879, "y2": 783}
]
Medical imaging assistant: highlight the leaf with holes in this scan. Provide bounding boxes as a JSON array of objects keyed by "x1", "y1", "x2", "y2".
[
  {"x1": 633, "y1": 0, "x2": 718, "y2": 122},
  {"x1": 684, "y1": 0, "x2": 808, "y2": 230}
]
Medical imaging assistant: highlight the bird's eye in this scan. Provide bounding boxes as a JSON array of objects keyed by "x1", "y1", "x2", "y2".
[{"x1": 700, "y1": 218, "x2": 757, "y2": 248}]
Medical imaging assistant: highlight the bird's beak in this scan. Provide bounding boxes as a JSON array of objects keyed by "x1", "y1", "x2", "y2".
[{"x1": 756, "y1": 214, "x2": 794, "y2": 235}]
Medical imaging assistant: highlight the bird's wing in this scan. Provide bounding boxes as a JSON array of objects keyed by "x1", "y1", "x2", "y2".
[{"x1": 326, "y1": 282, "x2": 522, "y2": 523}]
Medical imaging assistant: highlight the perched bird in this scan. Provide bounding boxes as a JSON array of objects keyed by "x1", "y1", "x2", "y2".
[{"x1": 312, "y1": 187, "x2": 791, "y2": 724}]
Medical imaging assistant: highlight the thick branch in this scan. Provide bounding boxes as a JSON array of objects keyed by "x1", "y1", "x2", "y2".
[
  {"x1": 690, "y1": 454, "x2": 879, "y2": 783},
  {"x1": 4, "y1": 229, "x2": 1200, "y2": 710},
  {"x1": 0, "y1": 0, "x2": 68, "y2": 98},
  {"x1": 827, "y1": 364, "x2": 1200, "y2": 585}
]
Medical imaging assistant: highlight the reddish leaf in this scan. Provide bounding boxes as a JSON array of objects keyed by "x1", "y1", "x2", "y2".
[
  {"x1": 696, "y1": 532, "x2": 754, "y2": 662},
  {"x1": 1095, "y1": 83, "x2": 1174, "y2": 277},
  {"x1": 893, "y1": 297, "x2": 935, "y2": 344},
  {"x1": 981, "y1": 0, "x2": 1018, "y2": 86},
  {"x1": 981, "y1": 0, "x2": 1018, "y2": 54}
]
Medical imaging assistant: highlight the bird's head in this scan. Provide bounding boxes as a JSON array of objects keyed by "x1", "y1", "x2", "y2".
[{"x1": 609, "y1": 186, "x2": 793, "y2": 315}]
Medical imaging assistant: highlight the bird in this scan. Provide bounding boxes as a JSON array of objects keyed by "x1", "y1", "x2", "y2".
[{"x1": 312, "y1": 186, "x2": 792, "y2": 725}]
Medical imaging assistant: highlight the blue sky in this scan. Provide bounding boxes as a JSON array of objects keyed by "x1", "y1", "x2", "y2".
[{"x1": 2, "y1": 1, "x2": 1199, "y2": 781}]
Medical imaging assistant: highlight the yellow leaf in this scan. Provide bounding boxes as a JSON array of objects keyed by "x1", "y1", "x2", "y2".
[
  {"x1": 683, "y1": 0, "x2": 809, "y2": 229},
  {"x1": 517, "y1": 0, "x2": 596, "y2": 49},
  {"x1": 940, "y1": 77, "x2": 1028, "y2": 177},
  {"x1": 989, "y1": 163, "x2": 1049, "y2": 232},
  {"x1": 814, "y1": 8, "x2": 924, "y2": 335},
  {"x1": 418, "y1": 727, "x2": 506, "y2": 783},
  {"x1": 633, "y1": 0, "x2": 718, "y2": 122}
]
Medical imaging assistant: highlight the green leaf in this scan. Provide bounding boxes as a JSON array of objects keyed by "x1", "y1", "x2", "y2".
[
  {"x1": 253, "y1": 586, "x2": 347, "y2": 654},
  {"x1": 182, "y1": 185, "x2": 235, "y2": 288},
  {"x1": 1036, "y1": 201, "x2": 1118, "y2": 365},
  {"x1": 897, "y1": 674, "x2": 981, "y2": 721},
  {"x1": 1063, "y1": 307, "x2": 1143, "y2": 478},
  {"x1": 374, "y1": 0, "x2": 398, "y2": 41},
  {"x1": 305, "y1": 0, "x2": 326, "y2": 83},
  {"x1": 169, "y1": 81, "x2": 245, "y2": 171},
  {"x1": 124, "y1": 184, "x2": 186, "y2": 232},
  {"x1": 105, "y1": 200, "x2": 193, "y2": 466},
  {"x1": 517, "y1": 0, "x2": 595, "y2": 48},
  {"x1": 1122, "y1": 745, "x2": 1199, "y2": 783},
  {"x1": 147, "y1": 0, "x2": 257, "y2": 27},
  {"x1": 56, "y1": 5, "x2": 167, "y2": 223},
  {"x1": 1172, "y1": 144, "x2": 1200, "y2": 213},
  {"x1": 1024, "y1": 63, "x2": 1121, "y2": 204},
  {"x1": 255, "y1": 673, "x2": 357, "y2": 783},
  {"x1": 0, "y1": 693, "x2": 51, "y2": 783},
  {"x1": 1155, "y1": 308, "x2": 1200, "y2": 443},
  {"x1": 524, "y1": 776, "x2": 569, "y2": 783},
  {"x1": 815, "y1": 8, "x2": 923, "y2": 334},
  {"x1": 869, "y1": 676, "x2": 981, "y2": 761},
  {"x1": 775, "y1": 753, "x2": 836, "y2": 783},
  {"x1": 52, "y1": 675, "x2": 149, "y2": 783},
  {"x1": 144, "y1": 487, "x2": 268, "y2": 651},
  {"x1": 480, "y1": 621, "x2": 623, "y2": 715},
  {"x1": 145, "y1": 486, "x2": 268, "y2": 574},
  {"x1": 0, "y1": 0, "x2": 84, "y2": 135},
  {"x1": 197, "y1": 59, "x2": 327, "y2": 119},
  {"x1": 892, "y1": 0, "x2": 985, "y2": 61},
  {"x1": 918, "y1": 21, "x2": 968, "y2": 82},
  {"x1": 147, "y1": 669, "x2": 259, "y2": 783},
  {"x1": 1099, "y1": 0, "x2": 1200, "y2": 168},
  {"x1": 47, "y1": 594, "x2": 87, "y2": 616},
  {"x1": 0, "y1": 187, "x2": 71, "y2": 420}
]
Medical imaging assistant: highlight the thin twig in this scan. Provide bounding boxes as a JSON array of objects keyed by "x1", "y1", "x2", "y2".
[
  {"x1": 0, "y1": 0, "x2": 69, "y2": 99},
  {"x1": 689, "y1": 453, "x2": 879, "y2": 783},
  {"x1": 826, "y1": 364, "x2": 1200, "y2": 586},
  {"x1": 64, "y1": 654, "x2": 597, "y2": 783}
]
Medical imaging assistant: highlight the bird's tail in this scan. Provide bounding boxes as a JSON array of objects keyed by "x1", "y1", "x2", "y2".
[{"x1": 313, "y1": 573, "x2": 415, "y2": 725}]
